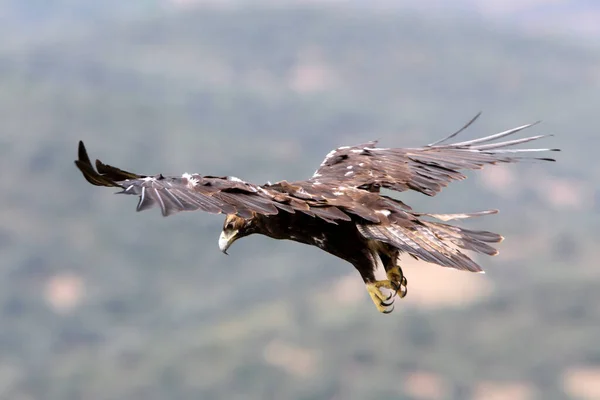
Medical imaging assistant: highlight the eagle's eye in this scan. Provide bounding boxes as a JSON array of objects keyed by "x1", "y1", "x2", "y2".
[{"x1": 225, "y1": 222, "x2": 235, "y2": 231}]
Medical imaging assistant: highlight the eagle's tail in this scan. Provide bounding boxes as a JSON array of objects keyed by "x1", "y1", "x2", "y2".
[
  {"x1": 357, "y1": 210, "x2": 503, "y2": 272},
  {"x1": 420, "y1": 218, "x2": 503, "y2": 256},
  {"x1": 74, "y1": 141, "x2": 145, "y2": 188}
]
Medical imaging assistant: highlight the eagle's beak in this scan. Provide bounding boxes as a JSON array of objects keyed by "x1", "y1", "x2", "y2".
[{"x1": 218, "y1": 230, "x2": 238, "y2": 255}]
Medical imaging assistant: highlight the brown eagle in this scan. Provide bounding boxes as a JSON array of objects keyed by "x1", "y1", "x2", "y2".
[{"x1": 74, "y1": 114, "x2": 558, "y2": 313}]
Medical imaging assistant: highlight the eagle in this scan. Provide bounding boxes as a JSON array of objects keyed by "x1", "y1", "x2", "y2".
[{"x1": 74, "y1": 114, "x2": 558, "y2": 313}]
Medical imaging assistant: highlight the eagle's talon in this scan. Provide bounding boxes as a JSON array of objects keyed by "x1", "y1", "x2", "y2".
[
  {"x1": 384, "y1": 290, "x2": 395, "y2": 302},
  {"x1": 366, "y1": 281, "x2": 400, "y2": 313},
  {"x1": 397, "y1": 285, "x2": 408, "y2": 299},
  {"x1": 385, "y1": 264, "x2": 408, "y2": 300},
  {"x1": 380, "y1": 296, "x2": 395, "y2": 307},
  {"x1": 386, "y1": 265, "x2": 406, "y2": 286},
  {"x1": 393, "y1": 279, "x2": 407, "y2": 299},
  {"x1": 382, "y1": 305, "x2": 395, "y2": 314}
]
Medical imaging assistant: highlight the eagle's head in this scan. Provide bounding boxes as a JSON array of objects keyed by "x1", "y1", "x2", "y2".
[{"x1": 218, "y1": 214, "x2": 256, "y2": 254}]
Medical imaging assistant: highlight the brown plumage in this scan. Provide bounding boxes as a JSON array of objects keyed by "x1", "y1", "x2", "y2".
[{"x1": 74, "y1": 114, "x2": 558, "y2": 313}]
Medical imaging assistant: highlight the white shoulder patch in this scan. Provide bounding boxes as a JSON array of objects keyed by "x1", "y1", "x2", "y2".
[
  {"x1": 228, "y1": 176, "x2": 244, "y2": 183},
  {"x1": 364, "y1": 146, "x2": 389, "y2": 151},
  {"x1": 182, "y1": 172, "x2": 198, "y2": 187},
  {"x1": 319, "y1": 149, "x2": 338, "y2": 167},
  {"x1": 296, "y1": 187, "x2": 310, "y2": 197}
]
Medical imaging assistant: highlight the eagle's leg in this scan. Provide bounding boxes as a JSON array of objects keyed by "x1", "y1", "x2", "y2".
[
  {"x1": 386, "y1": 265, "x2": 408, "y2": 299},
  {"x1": 354, "y1": 249, "x2": 402, "y2": 314},
  {"x1": 380, "y1": 250, "x2": 408, "y2": 299},
  {"x1": 365, "y1": 280, "x2": 398, "y2": 314}
]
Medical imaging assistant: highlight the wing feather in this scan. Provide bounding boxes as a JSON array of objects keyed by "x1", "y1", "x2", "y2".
[
  {"x1": 74, "y1": 141, "x2": 353, "y2": 221},
  {"x1": 311, "y1": 114, "x2": 558, "y2": 196}
]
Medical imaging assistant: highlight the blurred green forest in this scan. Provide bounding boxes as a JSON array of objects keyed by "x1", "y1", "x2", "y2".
[{"x1": 1, "y1": 2, "x2": 599, "y2": 400}]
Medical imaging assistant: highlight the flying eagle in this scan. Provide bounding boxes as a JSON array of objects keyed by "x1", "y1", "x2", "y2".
[{"x1": 74, "y1": 114, "x2": 558, "y2": 313}]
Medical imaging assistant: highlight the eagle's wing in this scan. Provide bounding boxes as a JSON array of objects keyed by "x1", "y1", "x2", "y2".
[
  {"x1": 75, "y1": 141, "x2": 360, "y2": 222},
  {"x1": 311, "y1": 113, "x2": 559, "y2": 196}
]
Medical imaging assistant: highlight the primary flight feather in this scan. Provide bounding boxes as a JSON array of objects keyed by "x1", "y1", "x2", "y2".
[{"x1": 75, "y1": 114, "x2": 558, "y2": 313}]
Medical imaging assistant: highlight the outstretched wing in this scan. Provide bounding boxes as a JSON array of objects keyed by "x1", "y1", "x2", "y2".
[
  {"x1": 75, "y1": 141, "x2": 287, "y2": 218},
  {"x1": 311, "y1": 113, "x2": 559, "y2": 196},
  {"x1": 75, "y1": 141, "x2": 362, "y2": 222}
]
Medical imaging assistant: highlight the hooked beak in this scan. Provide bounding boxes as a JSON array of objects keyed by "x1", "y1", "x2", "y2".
[{"x1": 218, "y1": 230, "x2": 238, "y2": 255}]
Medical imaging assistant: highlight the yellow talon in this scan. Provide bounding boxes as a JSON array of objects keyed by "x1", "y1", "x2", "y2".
[
  {"x1": 366, "y1": 281, "x2": 398, "y2": 313},
  {"x1": 386, "y1": 265, "x2": 408, "y2": 299},
  {"x1": 365, "y1": 264, "x2": 410, "y2": 313}
]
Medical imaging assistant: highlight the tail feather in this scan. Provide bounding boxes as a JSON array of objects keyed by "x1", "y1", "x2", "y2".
[
  {"x1": 357, "y1": 223, "x2": 484, "y2": 272},
  {"x1": 411, "y1": 209, "x2": 499, "y2": 222},
  {"x1": 422, "y1": 221, "x2": 500, "y2": 256},
  {"x1": 357, "y1": 208, "x2": 504, "y2": 272}
]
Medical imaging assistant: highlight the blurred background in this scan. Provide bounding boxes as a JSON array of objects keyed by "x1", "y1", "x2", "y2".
[{"x1": 0, "y1": 0, "x2": 598, "y2": 399}]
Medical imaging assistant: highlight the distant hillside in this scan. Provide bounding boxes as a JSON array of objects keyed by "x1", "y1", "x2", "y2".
[
  {"x1": 163, "y1": 0, "x2": 600, "y2": 38},
  {"x1": 1, "y1": 4, "x2": 598, "y2": 400}
]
